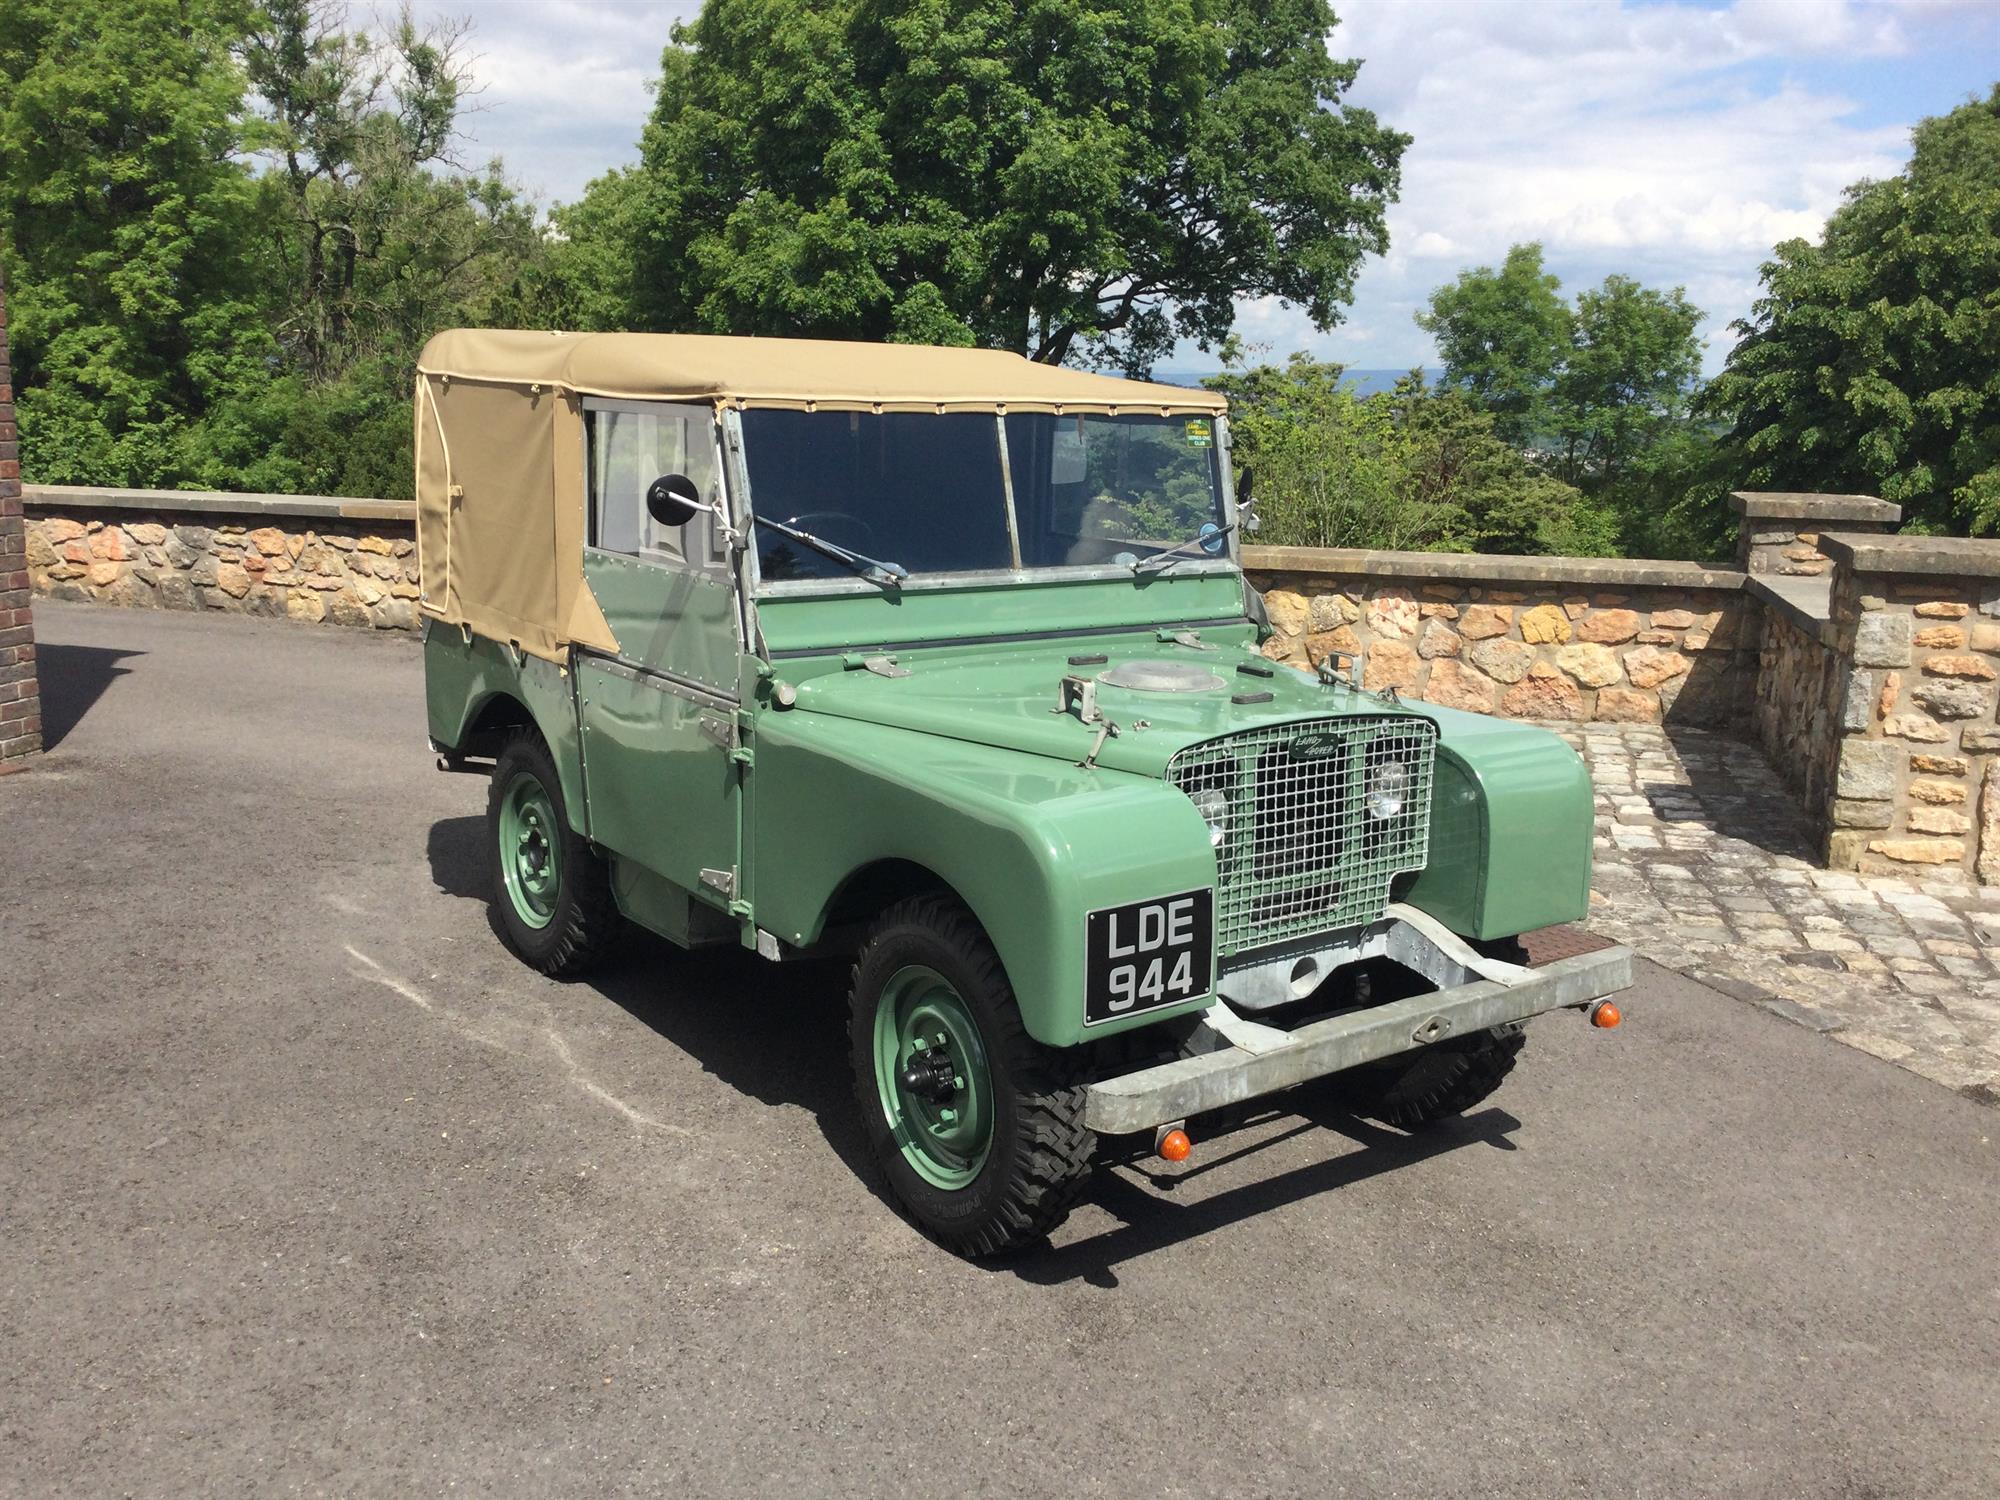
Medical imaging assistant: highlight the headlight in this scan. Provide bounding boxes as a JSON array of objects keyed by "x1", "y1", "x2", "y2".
[
  {"x1": 1189, "y1": 786, "x2": 1230, "y2": 848},
  {"x1": 1366, "y1": 760, "x2": 1408, "y2": 820}
]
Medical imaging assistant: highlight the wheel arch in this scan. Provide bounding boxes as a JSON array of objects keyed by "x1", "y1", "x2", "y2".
[
  {"x1": 461, "y1": 689, "x2": 539, "y2": 759},
  {"x1": 813, "y1": 857, "x2": 963, "y2": 955}
]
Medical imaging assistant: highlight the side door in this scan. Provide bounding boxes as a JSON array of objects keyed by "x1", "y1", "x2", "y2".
[{"x1": 575, "y1": 399, "x2": 744, "y2": 909}]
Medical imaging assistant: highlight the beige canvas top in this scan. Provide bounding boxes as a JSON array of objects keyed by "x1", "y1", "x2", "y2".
[
  {"x1": 416, "y1": 329, "x2": 1230, "y2": 415},
  {"x1": 413, "y1": 330, "x2": 1227, "y2": 664}
]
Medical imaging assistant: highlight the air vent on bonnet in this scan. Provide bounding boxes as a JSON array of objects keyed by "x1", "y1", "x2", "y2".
[{"x1": 1096, "y1": 660, "x2": 1227, "y2": 693}]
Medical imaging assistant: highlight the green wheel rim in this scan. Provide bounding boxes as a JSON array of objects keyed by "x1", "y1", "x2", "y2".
[
  {"x1": 498, "y1": 769, "x2": 562, "y2": 930},
  {"x1": 872, "y1": 965, "x2": 995, "y2": 1190}
]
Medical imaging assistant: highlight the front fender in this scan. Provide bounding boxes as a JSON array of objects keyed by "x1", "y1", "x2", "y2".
[
  {"x1": 1401, "y1": 703, "x2": 1594, "y2": 940},
  {"x1": 747, "y1": 712, "x2": 1219, "y2": 1047}
]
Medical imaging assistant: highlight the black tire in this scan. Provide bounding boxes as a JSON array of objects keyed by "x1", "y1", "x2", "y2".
[
  {"x1": 1325, "y1": 938, "x2": 1531, "y2": 1130},
  {"x1": 848, "y1": 895, "x2": 1094, "y2": 1258},
  {"x1": 487, "y1": 728, "x2": 619, "y2": 978},
  {"x1": 1334, "y1": 1026, "x2": 1526, "y2": 1130}
]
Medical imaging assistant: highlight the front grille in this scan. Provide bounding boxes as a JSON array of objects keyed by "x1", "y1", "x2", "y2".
[{"x1": 1168, "y1": 716, "x2": 1436, "y2": 958}]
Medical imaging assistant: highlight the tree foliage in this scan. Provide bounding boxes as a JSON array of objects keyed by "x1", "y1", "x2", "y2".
[
  {"x1": 568, "y1": 0, "x2": 1407, "y2": 373},
  {"x1": 0, "y1": 0, "x2": 270, "y2": 484},
  {"x1": 1705, "y1": 86, "x2": 2000, "y2": 533},
  {"x1": 1418, "y1": 243, "x2": 1709, "y2": 557},
  {"x1": 0, "y1": 0, "x2": 544, "y2": 497},
  {"x1": 1206, "y1": 355, "x2": 1617, "y2": 556},
  {"x1": 1415, "y1": 243, "x2": 1567, "y2": 446}
]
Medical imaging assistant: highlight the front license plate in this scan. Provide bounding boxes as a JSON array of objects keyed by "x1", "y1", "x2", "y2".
[{"x1": 1084, "y1": 890, "x2": 1215, "y2": 1025}]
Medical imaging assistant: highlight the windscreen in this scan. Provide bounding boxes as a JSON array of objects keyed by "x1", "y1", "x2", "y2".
[
  {"x1": 742, "y1": 408, "x2": 1228, "y2": 584},
  {"x1": 743, "y1": 410, "x2": 1011, "y2": 581},
  {"x1": 1004, "y1": 412, "x2": 1226, "y2": 569}
]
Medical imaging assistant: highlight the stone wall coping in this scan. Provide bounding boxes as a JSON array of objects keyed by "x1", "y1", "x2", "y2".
[
  {"x1": 1747, "y1": 572, "x2": 1838, "y2": 644},
  {"x1": 1818, "y1": 531, "x2": 2000, "y2": 580},
  {"x1": 1240, "y1": 544, "x2": 1745, "y2": 593},
  {"x1": 1728, "y1": 490, "x2": 1902, "y2": 524},
  {"x1": 24, "y1": 484, "x2": 414, "y2": 526}
]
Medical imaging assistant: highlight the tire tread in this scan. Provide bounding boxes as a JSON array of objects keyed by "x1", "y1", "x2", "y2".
[{"x1": 850, "y1": 894, "x2": 1094, "y2": 1257}]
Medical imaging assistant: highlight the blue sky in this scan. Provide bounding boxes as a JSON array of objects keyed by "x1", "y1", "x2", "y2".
[{"x1": 421, "y1": 0, "x2": 2000, "y2": 374}]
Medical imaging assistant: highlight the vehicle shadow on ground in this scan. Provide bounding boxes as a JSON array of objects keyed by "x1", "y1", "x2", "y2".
[
  {"x1": 424, "y1": 812, "x2": 1526, "y2": 1274},
  {"x1": 426, "y1": 816, "x2": 489, "y2": 901},
  {"x1": 33, "y1": 641, "x2": 144, "y2": 750},
  {"x1": 594, "y1": 938, "x2": 884, "y2": 1184},
  {"x1": 1008, "y1": 1104, "x2": 1521, "y2": 1289}
]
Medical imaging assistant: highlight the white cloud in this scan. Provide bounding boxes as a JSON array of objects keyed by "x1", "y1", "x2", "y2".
[
  {"x1": 1246, "y1": 0, "x2": 1957, "y2": 374},
  {"x1": 405, "y1": 0, "x2": 697, "y2": 207},
  {"x1": 393, "y1": 0, "x2": 1987, "y2": 374}
]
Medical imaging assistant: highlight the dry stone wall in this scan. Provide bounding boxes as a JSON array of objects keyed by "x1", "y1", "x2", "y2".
[
  {"x1": 1752, "y1": 604, "x2": 1848, "y2": 823},
  {"x1": 1243, "y1": 549, "x2": 1755, "y2": 727},
  {"x1": 34, "y1": 484, "x2": 2000, "y2": 886},
  {"x1": 26, "y1": 492, "x2": 419, "y2": 632}
]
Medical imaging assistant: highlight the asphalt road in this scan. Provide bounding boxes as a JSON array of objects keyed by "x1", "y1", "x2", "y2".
[{"x1": 3, "y1": 600, "x2": 1996, "y2": 1499}]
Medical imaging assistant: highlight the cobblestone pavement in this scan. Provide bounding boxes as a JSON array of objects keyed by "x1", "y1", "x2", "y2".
[{"x1": 1561, "y1": 724, "x2": 2000, "y2": 1104}]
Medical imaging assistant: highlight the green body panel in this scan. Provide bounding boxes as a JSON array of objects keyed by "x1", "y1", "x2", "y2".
[
  {"x1": 769, "y1": 627, "x2": 1339, "y2": 776},
  {"x1": 428, "y1": 565, "x2": 1595, "y2": 1043},
  {"x1": 747, "y1": 709, "x2": 1220, "y2": 1047},
  {"x1": 584, "y1": 550, "x2": 739, "y2": 695},
  {"x1": 757, "y1": 571, "x2": 1248, "y2": 655},
  {"x1": 1402, "y1": 705, "x2": 1596, "y2": 940},
  {"x1": 575, "y1": 659, "x2": 742, "y2": 899},
  {"x1": 425, "y1": 628, "x2": 589, "y2": 834},
  {"x1": 610, "y1": 856, "x2": 737, "y2": 947}
]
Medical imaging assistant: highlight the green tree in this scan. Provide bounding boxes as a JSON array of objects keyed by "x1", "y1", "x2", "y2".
[
  {"x1": 0, "y1": 0, "x2": 546, "y2": 498},
  {"x1": 1205, "y1": 356, "x2": 1611, "y2": 555},
  {"x1": 1419, "y1": 246, "x2": 1708, "y2": 556},
  {"x1": 0, "y1": 0, "x2": 272, "y2": 485},
  {"x1": 194, "y1": 0, "x2": 542, "y2": 498},
  {"x1": 590, "y1": 0, "x2": 1406, "y2": 373},
  {"x1": 1415, "y1": 243, "x2": 1569, "y2": 446},
  {"x1": 1705, "y1": 86, "x2": 2000, "y2": 532},
  {"x1": 1550, "y1": 274, "x2": 1703, "y2": 492}
]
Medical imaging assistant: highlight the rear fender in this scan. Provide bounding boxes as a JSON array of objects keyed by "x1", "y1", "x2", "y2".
[{"x1": 424, "y1": 628, "x2": 588, "y2": 835}]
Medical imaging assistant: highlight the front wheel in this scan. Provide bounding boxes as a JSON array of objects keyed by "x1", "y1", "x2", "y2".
[
  {"x1": 487, "y1": 729, "x2": 618, "y2": 978},
  {"x1": 849, "y1": 896, "x2": 1094, "y2": 1257}
]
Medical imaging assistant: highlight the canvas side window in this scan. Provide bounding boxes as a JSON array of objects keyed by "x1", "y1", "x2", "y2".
[{"x1": 586, "y1": 402, "x2": 726, "y2": 569}]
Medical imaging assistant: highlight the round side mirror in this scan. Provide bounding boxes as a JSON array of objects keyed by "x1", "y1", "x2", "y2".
[{"x1": 646, "y1": 473, "x2": 705, "y2": 528}]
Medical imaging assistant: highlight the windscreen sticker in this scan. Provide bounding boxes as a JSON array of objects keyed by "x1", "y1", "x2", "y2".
[{"x1": 1184, "y1": 418, "x2": 1214, "y2": 448}]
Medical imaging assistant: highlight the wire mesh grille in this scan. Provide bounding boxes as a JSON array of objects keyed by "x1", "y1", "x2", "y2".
[{"x1": 1168, "y1": 716, "x2": 1437, "y2": 957}]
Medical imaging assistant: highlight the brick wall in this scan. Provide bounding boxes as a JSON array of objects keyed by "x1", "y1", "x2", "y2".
[{"x1": 0, "y1": 262, "x2": 41, "y2": 771}]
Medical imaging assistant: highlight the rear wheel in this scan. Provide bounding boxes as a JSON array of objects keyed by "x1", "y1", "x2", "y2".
[
  {"x1": 1333, "y1": 1027, "x2": 1526, "y2": 1130},
  {"x1": 487, "y1": 730, "x2": 618, "y2": 977},
  {"x1": 1323, "y1": 938, "x2": 1530, "y2": 1129},
  {"x1": 849, "y1": 896, "x2": 1093, "y2": 1257}
]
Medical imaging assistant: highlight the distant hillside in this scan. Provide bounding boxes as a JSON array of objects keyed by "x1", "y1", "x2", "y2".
[{"x1": 1153, "y1": 368, "x2": 1440, "y2": 398}]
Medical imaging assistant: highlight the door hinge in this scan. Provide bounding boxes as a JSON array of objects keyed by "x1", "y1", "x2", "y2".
[
  {"x1": 700, "y1": 866, "x2": 736, "y2": 898},
  {"x1": 697, "y1": 713, "x2": 737, "y2": 751}
]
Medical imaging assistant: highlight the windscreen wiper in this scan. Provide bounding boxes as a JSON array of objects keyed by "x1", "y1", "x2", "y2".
[
  {"x1": 1130, "y1": 521, "x2": 1236, "y2": 574},
  {"x1": 753, "y1": 515, "x2": 909, "y2": 589}
]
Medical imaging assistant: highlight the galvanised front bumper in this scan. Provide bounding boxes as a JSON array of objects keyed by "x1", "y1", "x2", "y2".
[{"x1": 1083, "y1": 944, "x2": 1633, "y2": 1135}]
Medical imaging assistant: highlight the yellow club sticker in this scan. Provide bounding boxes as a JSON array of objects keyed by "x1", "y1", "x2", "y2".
[{"x1": 1184, "y1": 418, "x2": 1213, "y2": 448}]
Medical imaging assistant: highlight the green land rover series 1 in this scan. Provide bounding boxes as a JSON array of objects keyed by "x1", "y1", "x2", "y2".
[{"x1": 416, "y1": 330, "x2": 1631, "y2": 1256}]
